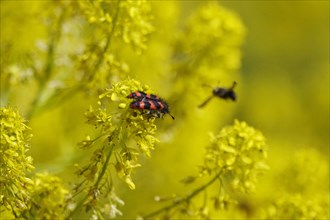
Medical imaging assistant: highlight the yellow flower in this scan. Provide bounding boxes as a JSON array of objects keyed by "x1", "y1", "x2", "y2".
[
  {"x1": 0, "y1": 107, "x2": 34, "y2": 216},
  {"x1": 203, "y1": 120, "x2": 269, "y2": 193}
]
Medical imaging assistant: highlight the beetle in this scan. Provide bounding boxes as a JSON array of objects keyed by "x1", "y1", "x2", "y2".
[
  {"x1": 129, "y1": 99, "x2": 175, "y2": 120},
  {"x1": 198, "y1": 81, "x2": 237, "y2": 108}
]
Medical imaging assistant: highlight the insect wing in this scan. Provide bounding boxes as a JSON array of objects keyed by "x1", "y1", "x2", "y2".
[
  {"x1": 146, "y1": 94, "x2": 161, "y2": 101},
  {"x1": 126, "y1": 91, "x2": 147, "y2": 100}
]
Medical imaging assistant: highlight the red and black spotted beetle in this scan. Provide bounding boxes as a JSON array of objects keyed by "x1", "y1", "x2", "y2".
[
  {"x1": 198, "y1": 81, "x2": 237, "y2": 108},
  {"x1": 127, "y1": 91, "x2": 175, "y2": 120}
]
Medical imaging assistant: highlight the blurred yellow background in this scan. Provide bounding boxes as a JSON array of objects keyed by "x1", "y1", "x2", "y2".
[{"x1": 1, "y1": 0, "x2": 328, "y2": 219}]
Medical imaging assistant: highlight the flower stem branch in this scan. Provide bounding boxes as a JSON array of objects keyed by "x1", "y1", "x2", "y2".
[
  {"x1": 142, "y1": 171, "x2": 223, "y2": 219},
  {"x1": 27, "y1": 8, "x2": 66, "y2": 119},
  {"x1": 86, "y1": 0, "x2": 121, "y2": 82},
  {"x1": 94, "y1": 143, "x2": 114, "y2": 188},
  {"x1": 66, "y1": 143, "x2": 114, "y2": 219}
]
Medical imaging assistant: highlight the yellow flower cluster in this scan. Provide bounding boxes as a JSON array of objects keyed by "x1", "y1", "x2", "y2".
[
  {"x1": 118, "y1": 0, "x2": 154, "y2": 53},
  {"x1": 203, "y1": 120, "x2": 269, "y2": 193},
  {"x1": 0, "y1": 107, "x2": 34, "y2": 216},
  {"x1": 22, "y1": 173, "x2": 69, "y2": 219},
  {"x1": 84, "y1": 78, "x2": 159, "y2": 159},
  {"x1": 175, "y1": 2, "x2": 245, "y2": 71},
  {"x1": 76, "y1": 0, "x2": 153, "y2": 54},
  {"x1": 261, "y1": 194, "x2": 329, "y2": 219},
  {"x1": 74, "y1": 79, "x2": 160, "y2": 218},
  {"x1": 259, "y1": 148, "x2": 329, "y2": 219},
  {"x1": 1, "y1": 108, "x2": 70, "y2": 219},
  {"x1": 71, "y1": 0, "x2": 153, "y2": 92}
]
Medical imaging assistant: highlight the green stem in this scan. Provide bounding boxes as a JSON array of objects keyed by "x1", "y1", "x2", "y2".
[
  {"x1": 142, "y1": 171, "x2": 223, "y2": 219},
  {"x1": 94, "y1": 144, "x2": 114, "y2": 188},
  {"x1": 66, "y1": 143, "x2": 114, "y2": 219},
  {"x1": 66, "y1": 194, "x2": 88, "y2": 220},
  {"x1": 26, "y1": 8, "x2": 66, "y2": 119},
  {"x1": 86, "y1": 0, "x2": 121, "y2": 82}
]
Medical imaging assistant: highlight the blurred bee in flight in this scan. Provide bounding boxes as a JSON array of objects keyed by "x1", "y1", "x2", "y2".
[{"x1": 198, "y1": 81, "x2": 237, "y2": 108}]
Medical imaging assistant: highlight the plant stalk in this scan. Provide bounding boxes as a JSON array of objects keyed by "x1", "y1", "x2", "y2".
[{"x1": 142, "y1": 170, "x2": 223, "y2": 219}]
